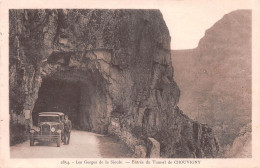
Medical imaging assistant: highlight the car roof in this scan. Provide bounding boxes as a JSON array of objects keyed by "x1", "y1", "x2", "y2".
[{"x1": 39, "y1": 112, "x2": 65, "y2": 116}]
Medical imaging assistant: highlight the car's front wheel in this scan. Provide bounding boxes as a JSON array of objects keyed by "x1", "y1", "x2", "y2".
[
  {"x1": 30, "y1": 137, "x2": 34, "y2": 146},
  {"x1": 57, "y1": 134, "x2": 61, "y2": 147}
]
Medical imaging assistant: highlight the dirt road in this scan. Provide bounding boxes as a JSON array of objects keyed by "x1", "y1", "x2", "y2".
[{"x1": 10, "y1": 130, "x2": 133, "y2": 158}]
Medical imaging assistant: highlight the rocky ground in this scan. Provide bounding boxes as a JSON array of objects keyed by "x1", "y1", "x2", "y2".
[{"x1": 10, "y1": 130, "x2": 133, "y2": 158}]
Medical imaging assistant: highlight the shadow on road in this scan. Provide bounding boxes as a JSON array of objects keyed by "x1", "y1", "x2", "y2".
[
  {"x1": 33, "y1": 141, "x2": 58, "y2": 147},
  {"x1": 11, "y1": 130, "x2": 133, "y2": 158}
]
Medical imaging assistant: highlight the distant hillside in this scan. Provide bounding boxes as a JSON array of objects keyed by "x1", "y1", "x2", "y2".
[{"x1": 172, "y1": 10, "x2": 251, "y2": 153}]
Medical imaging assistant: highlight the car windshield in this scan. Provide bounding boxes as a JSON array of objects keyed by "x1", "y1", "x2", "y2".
[{"x1": 39, "y1": 116, "x2": 60, "y2": 122}]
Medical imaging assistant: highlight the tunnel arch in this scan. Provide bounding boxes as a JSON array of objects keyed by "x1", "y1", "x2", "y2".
[{"x1": 32, "y1": 50, "x2": 113, "y2": 134}]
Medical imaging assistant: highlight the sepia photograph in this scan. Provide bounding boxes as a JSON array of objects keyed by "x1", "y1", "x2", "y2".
[{"x1": 1, "y1": 0, "x2": 260, "y2": 167}]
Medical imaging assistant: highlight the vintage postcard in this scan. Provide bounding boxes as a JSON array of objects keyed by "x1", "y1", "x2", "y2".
[{"x1": 0, "y1": 0, "x2": 260, "y2": 167}]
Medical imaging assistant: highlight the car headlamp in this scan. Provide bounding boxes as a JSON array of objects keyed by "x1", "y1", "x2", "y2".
[{"x1": 51, "y1": 127, "x2": 55, "y2": 132}]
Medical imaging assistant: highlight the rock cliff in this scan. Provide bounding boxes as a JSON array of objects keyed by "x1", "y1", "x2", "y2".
[
  {"x1": 9, "y1": 9, "x2": 218, "y2": 157},
  {"x1": 224, "y1": 123, "x2": 251, "y2": 158},
  {"x1": 172, "y1": 10, "x2": 251, "y2": 154}
]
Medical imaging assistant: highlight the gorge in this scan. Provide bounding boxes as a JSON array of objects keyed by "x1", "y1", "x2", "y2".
[{"x1": 9, "y1": 9, "x2": 219, "y2": 158}]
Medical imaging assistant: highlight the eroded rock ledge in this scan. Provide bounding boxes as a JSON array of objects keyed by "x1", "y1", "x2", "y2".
[{"x1": 9, "y1": 9, "x2": 219, "y2": 157}]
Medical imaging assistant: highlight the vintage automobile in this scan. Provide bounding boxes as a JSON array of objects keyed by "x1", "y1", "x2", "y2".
[{"x1": 29, "y1": 112, "x2": 64, "y2": 147}]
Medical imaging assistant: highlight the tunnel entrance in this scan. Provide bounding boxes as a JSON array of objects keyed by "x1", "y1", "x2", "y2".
[
  {"x1": 32, "y1": 78, "x2": 82, "y2": 129},
  {"x1": 32, "y1": 69, "x2": 110, "y2": 133}
]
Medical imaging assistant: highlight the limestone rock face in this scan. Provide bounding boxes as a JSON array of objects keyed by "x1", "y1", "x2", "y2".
[
  {"x1": 224, "y1": 123, "x2": 251, "y2": 158},
  {"x1": 9, "y1": 9, "x2": 218, "y2": 157},
  {"x1": 133, "y1": 145, "x2": 147, "y2": 158},
  {"x1": 147, "y1": 137, "x2": 160, "y2": 158}
]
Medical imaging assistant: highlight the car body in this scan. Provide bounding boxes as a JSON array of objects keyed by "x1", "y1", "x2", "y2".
[{"x1": 29, "y1": 112, "x2": 64, "y2": 147}]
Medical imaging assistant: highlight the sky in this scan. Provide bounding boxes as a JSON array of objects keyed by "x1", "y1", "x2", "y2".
[{"x1": 160, "y1": 0, "x2": 252, "y2": 49}]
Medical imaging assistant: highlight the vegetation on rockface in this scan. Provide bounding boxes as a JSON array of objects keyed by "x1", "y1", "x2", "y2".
[
  {"x1": 10, "y1": 122, "x2": 27, "y2": 146},
  {"x1": 172, "y1": 10, "x2": 251, "y2": 157}
]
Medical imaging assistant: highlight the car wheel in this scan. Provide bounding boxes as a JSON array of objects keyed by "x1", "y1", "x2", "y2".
[
  {"x1": 57, "y1": 134, "x2": 61, "y2": 147},
  {"x1": 30, "y1": 138, "x2": 34, "y2": 146}
]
